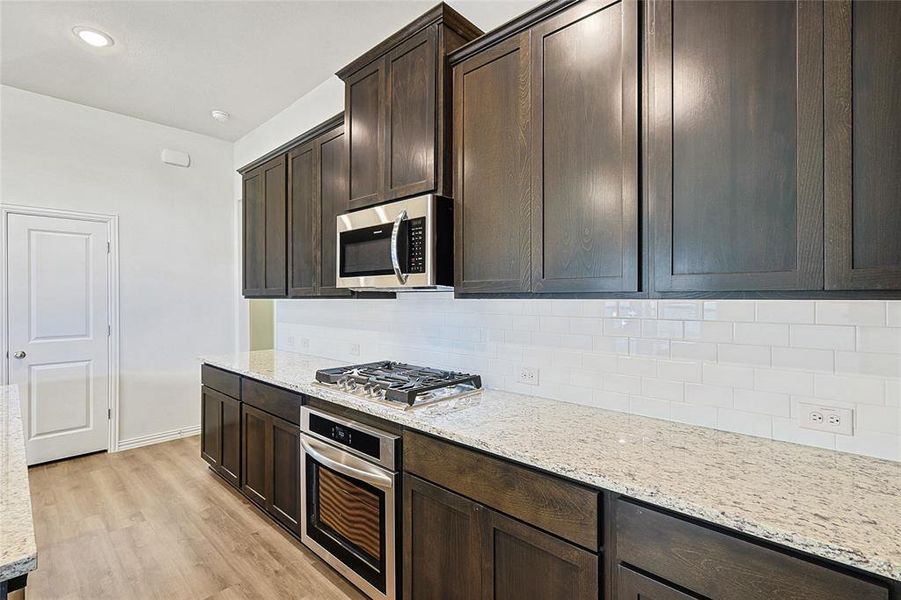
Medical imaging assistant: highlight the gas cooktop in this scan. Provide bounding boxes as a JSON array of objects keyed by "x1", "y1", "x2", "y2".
[{"x1": 314, "y1": 361, "x2": 482, "y2": 408}]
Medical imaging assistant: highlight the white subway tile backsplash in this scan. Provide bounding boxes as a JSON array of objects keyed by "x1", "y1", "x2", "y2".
[
  {"x1": 702, "y1": 363, "x2": 754, "y2": 389},
  {"x1": 683, "y1": 320, "x2": 734, "y2": 343},
  {"x1": 276, "y1": 295, "x2": 900, "y2": 462},
  {"x1": 716, "y1": 408, "x2": 773, "y2": 437},
  {"x1": 835, "y1": 351, "x2": 901, "y2": 378},
  {"x1": 756, "y1": 301, "x2": 815, "y2": 324},
  {"x1": 857, "y1": 327, "x2": 901, "y2": 354},
  {"x1": 734, "y1": 323, "x2": 789, "y2": 346},
  {"x1": 671, "y1": 341, "x2": 718, "y2": 361},
  {"x1": 734, "y1": 389, "x2": 790, "y2": 417},
  {"x1": 703, "y1": 300, "x2": 755, "y2": 322},
  {"x1": 685, "y1": 383, "x2": 733, "y2": 408},
  {"x1": 816, "y1": 301, "x2": 886, "y2": 326},
  {"x1": 717, "y1": 343, "x2": 771, "y2": 367},
  {"x1": 789, "y1": 324, "x2": 856, "y2": 351},
  {"x1": 772, "y1": 347, "x2": 834, "y2": 371},
  {"x1": 754, "y1": 368, "x2": 814, "y2": 396}
]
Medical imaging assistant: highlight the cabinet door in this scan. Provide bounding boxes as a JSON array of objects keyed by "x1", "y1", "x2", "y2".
[
  {"x1": 403, "y1": 475, "x2": 482, "y2": 600},
  {"x1": 531, "y1": 0, "x2": 639, "y2": 293},
  {"x1": 288, "y1": 142, "x2": 318, "y2": 297},
  {"x1": 318, "y1": 125, "x2": 352, "y2": 297},
  {"x1": 454, "y1": 33, "x2": 532, "y2": 294},
  {"x1": 346, "y1": 59, "x2": 386, "y2": 209},
  {"x1": 270, "y1": 415, "x2": 301, "y2": 534},
  {"x1": 825, "y1": 0, "x2": 901, "y2": 289},
  {"x1": 219, "y1": 394, "x2": 241, "y2": 488},
  {"x1": 482, "y1": 508, "x2": 598, "y2": 600},
  {"x1": 243, "y1": 155, "x2": 287, "y2": 297},
  {"x1": 617, "y1": 566, "x2": 698, "y2": 600},
  {"x1": 384, "y1": 26, "x2": 437, "y2": 200},
  {"x1": 200, "y1": 387, "x2": 221, "y2": 468},
  {"x1": 650, "y1": 0, "x2": 823, "y2": 292},
  {"x1": 241, "y1": 403, "x2": 270, "y2": 508}
]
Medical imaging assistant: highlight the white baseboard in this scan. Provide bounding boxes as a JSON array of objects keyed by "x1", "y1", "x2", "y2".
[{"x1": 116, "y1": 425, "x2": 201, "y2": 452}]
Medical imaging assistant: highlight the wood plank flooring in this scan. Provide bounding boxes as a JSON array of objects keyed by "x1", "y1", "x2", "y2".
[{"x1": 26, "y1": 436, "x2": 364, "y2": 600}]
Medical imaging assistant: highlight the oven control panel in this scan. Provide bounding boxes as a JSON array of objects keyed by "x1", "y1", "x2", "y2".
[{"x1": 308, "y1": 412, "x2": 381, "y2": 461}]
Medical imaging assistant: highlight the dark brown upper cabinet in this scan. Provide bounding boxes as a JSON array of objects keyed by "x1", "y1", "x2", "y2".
[
  {"x1": 288, "y1": 141, "x2": 318, "y2": 297},
  {"x1": 452, "y1": 0, "x2": 639, "y2": 295},
  {"x1": 531, "y1": 0, "x2": 639, "y2": 293},
  {"x1": 453, "y1": 33, "x2": 532, "y2": 294},
  {"x1": 825, "y1": 0, "x2": 901, "y2": 290},
  {"x1": 337, "y1": 4, "x2": 482, "y2": 210},
  {"x1": 318, "y1": 125, "x2": 353, "y2": 297},
  {"x1": 242, "y1": 155, "x2": 287, "y2": 297},
  {"x1": 649, "y1": 0, "x2": 824, "y2": 293}
]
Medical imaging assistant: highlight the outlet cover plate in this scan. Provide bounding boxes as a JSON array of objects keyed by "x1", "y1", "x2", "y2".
[
  {"x1": 798, "y1": 401, "x2": 854, "y2": 436},
  {"x1": 517, "y1": 366, "x2": 539, "y2": 386}
]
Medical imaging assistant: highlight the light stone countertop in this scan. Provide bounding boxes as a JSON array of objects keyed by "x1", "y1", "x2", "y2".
[
  {"x1": 0, "y1": 384, "x2": 37, "y2": 583},
  {"x1": 202, "y1": 349, "x2": 901, "y2": 583}
]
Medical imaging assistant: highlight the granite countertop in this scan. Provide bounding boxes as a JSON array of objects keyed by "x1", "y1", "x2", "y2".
[
  {"x1": 0, "y1": 384, "x2": 37, "y2": 582},
  {"x1": 202, "y1": 350, "x2": 901, "y2": 582}
]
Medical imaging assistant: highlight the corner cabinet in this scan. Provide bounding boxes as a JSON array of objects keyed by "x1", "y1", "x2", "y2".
[
  {"x1": 452, "y1": 0, "x2": 640, "y2": 295},
  {"x1": 824, "y1": 0, "x2": 901, "y2": 289},
  {"x1": 649, "y1": 0, "x2": 824, "y2": 292},
  {"x1": 242, "y1": 155, "x2": 287, "y2": 297},
  {"x1": 338, "y1": 3, "x2": 482, "y2": 210}
]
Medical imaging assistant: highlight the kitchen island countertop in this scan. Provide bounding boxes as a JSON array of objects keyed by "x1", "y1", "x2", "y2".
[{"x1": 0, "y1": 384, "x2": 37, "y2": 585}]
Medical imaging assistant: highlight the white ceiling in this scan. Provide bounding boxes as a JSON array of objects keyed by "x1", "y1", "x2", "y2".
[{"x1": 1, "y1": 1, "x2": 540, "y2": 141}]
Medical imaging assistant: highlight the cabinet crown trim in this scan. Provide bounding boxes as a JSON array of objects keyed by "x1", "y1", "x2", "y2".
[{"x1": 237, "y1": 113, "x2": 344, "y2": 175}]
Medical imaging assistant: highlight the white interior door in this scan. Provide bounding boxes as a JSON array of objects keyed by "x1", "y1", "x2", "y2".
[{"x1": 7, "y1": 213, "x2": 111, "y2": 465}]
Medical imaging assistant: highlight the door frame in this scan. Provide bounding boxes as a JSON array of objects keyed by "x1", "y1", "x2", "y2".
[{"x1": 1, "y1": 204, "x2": 121, "y2": 453}]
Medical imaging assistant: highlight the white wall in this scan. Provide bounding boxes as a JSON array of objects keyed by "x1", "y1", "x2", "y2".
[
  {"x1": 276, "y1": 295, "x2": 901, "y2": 462},
  {"x1": 1, "y1": 85, "x2": 236, "y2": 444}
]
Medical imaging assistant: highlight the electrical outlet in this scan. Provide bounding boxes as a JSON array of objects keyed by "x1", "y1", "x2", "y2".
[
  {"x1": 300, "y1": 337, "x2": 310, "y2": 350},
  {"x1": 517, "y1": 366, "x2": 539, "y2": 386},
  {"x1": 798, "y1": 401, "x2": 854, "y2": 436},
  {"x1": 350, "y1": 343, "x2": 360, "y2": 356},
  {"x1": 286, "y1": 336, "x2": 296, "y2": 348}
]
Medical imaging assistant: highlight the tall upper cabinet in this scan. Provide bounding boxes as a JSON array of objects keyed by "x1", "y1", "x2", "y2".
[
  {"x1": 337, "y1": 4, "x2": 482, "y2": 210},
  {"x1": 649, "y1": 0, "x2": 824, "y2": 292},
  {"x1": 825, "y1": 0, "x2": 901, "y2": 290},
  {"x1": 451, "y1": 0, "x2": 639, "y2": 295},
  {"x1": 243, "y1": 156, "x2": 287, "y2": 297}
]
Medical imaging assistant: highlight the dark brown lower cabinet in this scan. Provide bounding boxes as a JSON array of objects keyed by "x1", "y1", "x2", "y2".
[
  {"x1": 403, "y1": 474, "x2": 598, "y2": 600},
  {"x1": 200, "y1": 386, "x2": 240, "y2": 488},
  {"x1": 241, "y1": 404, "x2": 301, "y2": 535},
  {"x1": 617, "y1": 566, "x2": 697, "y2": 600}
]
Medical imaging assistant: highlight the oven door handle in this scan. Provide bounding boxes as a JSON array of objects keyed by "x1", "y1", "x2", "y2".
[
  {"x1": 301, "y1": 436, "x2": 394, "y2": 491},
  {"x1": 390, "y1": 209, "x2": 409, "y2": 285}
]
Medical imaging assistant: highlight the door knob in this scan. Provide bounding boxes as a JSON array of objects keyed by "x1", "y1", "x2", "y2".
[{"x1": 13, "y1": 351, "x2": 26, "y2": 359}]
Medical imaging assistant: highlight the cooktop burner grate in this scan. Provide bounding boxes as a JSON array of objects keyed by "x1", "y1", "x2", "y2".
[{"x1": 315, "y1": 361, "x2": 482, "y2": 406}]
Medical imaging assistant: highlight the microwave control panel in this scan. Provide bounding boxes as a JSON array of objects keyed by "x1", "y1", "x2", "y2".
[{"x1": 407, "y1": 217, "x2": 426, "y2": 273}]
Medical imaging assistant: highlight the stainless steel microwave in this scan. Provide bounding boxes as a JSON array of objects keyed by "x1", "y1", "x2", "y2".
[{"x1": 336, "y1": 195, "x2": 453, "y2": 291}]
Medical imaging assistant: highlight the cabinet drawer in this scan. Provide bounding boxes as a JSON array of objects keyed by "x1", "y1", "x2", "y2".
[
  {"x1": 241, "y1": 378, "x2": 302, "y2": 425},
  {"x1": 404, "y1": 431, "x2": 599, "y2": 550},
  {"x1": 615, "y1": 500, "x2": 889, "y2": 600},
  {"x1": 202, "y1": 364, "x2": 241, "y2": 399}
]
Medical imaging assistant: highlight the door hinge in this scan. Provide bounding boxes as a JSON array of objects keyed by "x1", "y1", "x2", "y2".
[
  {"x1": 108, "y1": 408, "x2": 112, "y2": 420},
  {"x1": 108, "y1": 324, "x2": 111, "y2": 336},
  {"x1": 107, "y1": 241, "x2": 111, "y2": 253}
]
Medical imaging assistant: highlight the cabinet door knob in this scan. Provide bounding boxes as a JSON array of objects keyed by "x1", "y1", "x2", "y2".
[{"x1": 13, "y1": 351, "x2": 26, "y2": 359}]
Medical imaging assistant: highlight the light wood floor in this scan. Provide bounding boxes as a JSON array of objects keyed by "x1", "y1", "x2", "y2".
[{"x1": 27, "y1": 436, "x2": 364, "y2": 600}]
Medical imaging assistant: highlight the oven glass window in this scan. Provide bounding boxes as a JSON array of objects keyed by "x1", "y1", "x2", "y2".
[
  {"x1": 306, "y1": 456, "x2": 386, "y2": 592},
  {"x1": 340, "y1": 225, "x2": 395, "y2": 277}
]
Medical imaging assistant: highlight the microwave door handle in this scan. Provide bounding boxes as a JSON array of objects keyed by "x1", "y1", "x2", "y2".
[
  {"x1": 301, "y1": 437, "x2": 394, "y2": 491},
  {"x1": 390, "y1": 209, "x2": 409, "y2": 285}
]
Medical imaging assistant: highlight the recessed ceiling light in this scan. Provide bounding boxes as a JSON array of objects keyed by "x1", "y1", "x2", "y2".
[
  {"x1": 211, "y1": 110, "x2": 230, "y2": 123},
  {"x1": 72, "y1": 26, "x2": 114, "y2": 48}
]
